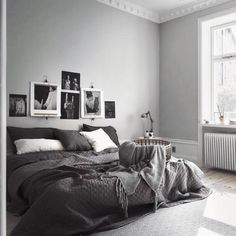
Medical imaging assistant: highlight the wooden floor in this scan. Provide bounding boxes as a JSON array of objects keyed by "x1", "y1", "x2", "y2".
[{"x1": 202, "y1": 169, "x2": 236, "y2": 189}]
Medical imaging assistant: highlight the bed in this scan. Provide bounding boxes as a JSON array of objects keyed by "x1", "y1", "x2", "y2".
[{"x1": 7, "y1": 126, "x2": 211, "y2": 236}]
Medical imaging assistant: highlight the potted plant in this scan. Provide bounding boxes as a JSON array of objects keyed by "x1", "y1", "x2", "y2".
[{"x1": 217, "y1": 104, "x2": 224, "y2": 124}]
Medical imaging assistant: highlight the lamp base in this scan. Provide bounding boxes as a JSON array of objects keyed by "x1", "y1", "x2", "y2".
[
  {"x1": 144, "y1": 131, "x2": 154, "y2": 139},
  {"x1": 149, "y1": 132, "x2": 154, "y2": 138}
]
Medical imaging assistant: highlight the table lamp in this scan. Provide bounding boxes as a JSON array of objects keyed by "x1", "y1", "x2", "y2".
[{"x1": 141, "y1": 111, "x2": 154, "y2": 138}]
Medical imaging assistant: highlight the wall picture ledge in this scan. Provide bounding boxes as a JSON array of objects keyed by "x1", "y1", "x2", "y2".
[
  {"x1": 81, "y1": 88, "x2": 104, "y2": 119},
  {"x1": 30, "y1": 82, "x2": 61, "y2": 117}
]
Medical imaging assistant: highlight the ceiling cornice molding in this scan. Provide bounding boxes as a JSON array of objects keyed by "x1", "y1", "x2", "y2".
[
  {"x1": 96, "y1": 0, "x2": 160, "y2": 23},
  {"x1": 96, "y1": 0, "x2": 233, "y2": 24},
  {"x1": 159, "y1": 0, "x2": 232, "y2": 23}
]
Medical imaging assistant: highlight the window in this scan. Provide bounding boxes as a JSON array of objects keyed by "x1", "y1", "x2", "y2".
[
  {"x1": 200, "y1": 11, "x2": 236, "y2": 125},
  {"x1": 212, "y1": 23, "x2": 236, "y2": 122}
]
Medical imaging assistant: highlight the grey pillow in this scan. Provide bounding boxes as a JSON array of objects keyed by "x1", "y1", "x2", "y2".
[
  {"x1": 7, "y1": 127, "x2": 55, "y2": 154},
  {"x1": 54, "y1": 129, "x2": 91, "y2": 151},
  {"x1": 7, "y1": 130, "x2": 15, "y2": 155},
  {"x1": 7, "y1": 127, "x2": 55, "y2": 142}
]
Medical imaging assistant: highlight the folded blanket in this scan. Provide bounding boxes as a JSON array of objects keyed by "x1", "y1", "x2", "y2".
[
  {"x1": 112, "y1": 142, "x2": 210, "y2": 214},
  {"x1": 110, "y1": 142, "x2": 166, "y2": 194}
]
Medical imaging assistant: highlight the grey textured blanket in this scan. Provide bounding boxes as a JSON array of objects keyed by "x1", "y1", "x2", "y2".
[{"x1": 7, "y1": 143, "x2": 211, "y2": 236}]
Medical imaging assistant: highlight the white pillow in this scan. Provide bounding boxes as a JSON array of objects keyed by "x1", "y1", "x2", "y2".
[
  {"x1": 14, "y1": 139, "x2": 64, "y2": 155},
  {"x1": 80, "y1": 128, "x2": 117, "y2": 152}
]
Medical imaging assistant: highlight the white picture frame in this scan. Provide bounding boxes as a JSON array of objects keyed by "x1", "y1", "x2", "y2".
[
  {"x1": 30, "y1": 82, "x2": 61, "y2": 117},
  {"x1": 81, "y1": 88, "x2": 104, "y2": 118}
]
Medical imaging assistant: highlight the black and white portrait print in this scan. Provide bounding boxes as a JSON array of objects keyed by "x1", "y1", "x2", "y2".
[
  {"x1": 9, "y1": 94, "x2": 27, "y2": 117},
  {"x1": 61, "y1": 71, "x2": 80, "y2": 91},
  {"x1": 61, "y1": 92, "x2": 79, "y2": 119},
  {"x1": 81, "y1": 89, "x2": 104, "y2": 118},
  {"x1": 34, "y1": 84, "x2": 58, "y2": 110},
  {"x1": 105, "y1": 101, "x2": 115, "y2": 119},
  {"x1": 30, "y1": 82, "x2": 61, "y2": 117}
]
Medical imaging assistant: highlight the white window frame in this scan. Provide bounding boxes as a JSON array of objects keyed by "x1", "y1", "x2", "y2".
[
  {"x1": 210, "y1": 21, "x2": 236, "y2": 121},
  {"x1": 198, "y1": 7, "x2": 236, "y2": 166}
]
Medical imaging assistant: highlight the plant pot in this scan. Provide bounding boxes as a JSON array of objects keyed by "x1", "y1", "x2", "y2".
[{"x1": 219, "y1": 116, "x2": 224, "y2": 124}]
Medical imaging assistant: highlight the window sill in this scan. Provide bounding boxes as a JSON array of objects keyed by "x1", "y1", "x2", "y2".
[{"x1": 201, "y1": 123, "x2": 236, "y2": 129}]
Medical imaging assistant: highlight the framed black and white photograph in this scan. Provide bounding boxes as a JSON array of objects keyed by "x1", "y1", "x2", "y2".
[
  {"x1": 61, "y1": 92, "x2": 80, "y2": 119},
  {"x1": 105, "y1": 101, "x2": 115, "y2": 119},
  {"x1": 30, "y1": 82, "x2": 61, "y2": 117},
  {"x1": 61, "y1": 71, "x2": 80, "y2": 92},
  {"x1": 9, "y1": 94, "x2": 27, "y2": 117},
  {"x1": 81, "y1": 88, "x2": 104, "y2": 118}
]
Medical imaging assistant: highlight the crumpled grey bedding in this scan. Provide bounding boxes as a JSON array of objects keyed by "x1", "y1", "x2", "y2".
[{"x1": 7, "y1": 143, "x2": 211, "y2": 236}]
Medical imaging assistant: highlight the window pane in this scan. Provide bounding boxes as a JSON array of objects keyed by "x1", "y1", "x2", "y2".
[
  {"x1": 213, "y1": 29, "x2": 223, "y2": 56},
  {"x1": 213, "y1": 25, "x2": 236, "y2": 56},
  {"x1": 223, "y1": 26, "x2": 236, "y2": 55},
  {"x1": 214, "y1": 60, "x2": 236, "y2": 117}
]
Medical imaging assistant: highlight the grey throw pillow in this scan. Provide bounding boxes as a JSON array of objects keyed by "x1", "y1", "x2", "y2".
[
  {"x1": 7, "y1": 127, "x2": 55, "y2": 154},
  {"x1": 7, "y1": 127, "x2": 55, "y2": 142},
  {"x1": 54, "y1": 129, "x2": 92, "y2": 151},
  {"x1": 7, "y1": 130, "x2": 15, "y2": 155}
]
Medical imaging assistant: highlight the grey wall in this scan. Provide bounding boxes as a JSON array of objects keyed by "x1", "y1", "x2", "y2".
[
  {"x1": 159, "y1": 0, "x2": 236, "y2": 141},
  {"x1": 7, "y1": 0, "x2": 159, "y2": 140}
]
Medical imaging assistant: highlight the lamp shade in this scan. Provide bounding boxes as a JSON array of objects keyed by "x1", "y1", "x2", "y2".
[{"x1": 141, "y1": 112, "x2": 148, "y2": 118}]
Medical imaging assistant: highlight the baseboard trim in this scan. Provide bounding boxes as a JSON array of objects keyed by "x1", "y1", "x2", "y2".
[
  {"x1": 162, "y1": 137, "x2": 202, "y2": 166},
  {"x1": 162, "y1": 137, "x2": 198, "y2": 146},
  {"x1": 173, "y1": 154, "x2": 202, "y2": 167}
]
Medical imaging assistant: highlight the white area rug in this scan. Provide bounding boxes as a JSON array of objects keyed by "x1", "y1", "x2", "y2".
[{"x1": 91, "y1": 184, "x2": 236, "y2": 236}]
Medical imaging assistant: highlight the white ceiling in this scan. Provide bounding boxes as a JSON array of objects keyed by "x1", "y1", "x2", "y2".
[{"x1": 128, "y1": 0, "x2": 200, "y2": 14}]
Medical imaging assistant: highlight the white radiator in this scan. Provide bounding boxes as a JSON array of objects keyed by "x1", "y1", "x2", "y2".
[{"x1": 204, "y1": 133, "x2": 236, "y2": 171}]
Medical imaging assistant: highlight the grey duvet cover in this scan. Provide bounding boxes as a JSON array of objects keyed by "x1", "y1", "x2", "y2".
[{"x1": 7, "y1": 143, "x2": 211, "y2": 236}]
